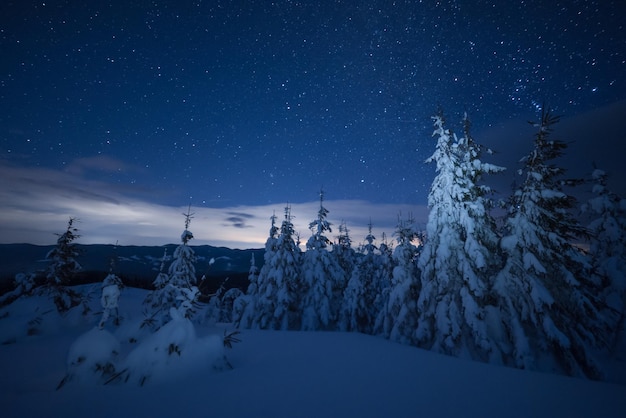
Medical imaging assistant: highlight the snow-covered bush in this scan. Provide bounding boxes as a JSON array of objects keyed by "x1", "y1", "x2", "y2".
[
  {"x1": 0, "y1": 287, "x2": 96, "y2": 344},
  {"x1": 0, "y1": 272, "x2": 37, "y2": 308}
]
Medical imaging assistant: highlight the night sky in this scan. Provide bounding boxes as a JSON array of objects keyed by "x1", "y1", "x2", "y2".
[{"x1": 1, "y1": 0, "x2": 624, "y2": 248}]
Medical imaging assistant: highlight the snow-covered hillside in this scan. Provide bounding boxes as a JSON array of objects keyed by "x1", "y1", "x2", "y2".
[{"x1": 1, "y1": 286, "x2": 625, "y2": 418}]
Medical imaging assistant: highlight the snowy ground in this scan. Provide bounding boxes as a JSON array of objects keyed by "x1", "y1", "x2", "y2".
[{"x1": 1, "y1": 286, "x2": 625, "y2": 418}]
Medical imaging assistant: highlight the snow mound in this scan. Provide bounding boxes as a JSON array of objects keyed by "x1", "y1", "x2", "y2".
[
  {"x1": 120, "y1": 311, "x2": 224, "y2": 386},
  {"x1": 58, "y1": 326, "x2": 120, "y2": 387}
]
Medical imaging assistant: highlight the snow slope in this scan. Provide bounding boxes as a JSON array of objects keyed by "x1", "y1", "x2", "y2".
[{"x1": 1, "y1": 287, "x2": 625, "y2": 418}]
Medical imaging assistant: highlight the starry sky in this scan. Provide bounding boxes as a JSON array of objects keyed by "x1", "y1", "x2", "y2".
[{"x1": 1, "y1": 0, "x2": 625, "y2": 248}]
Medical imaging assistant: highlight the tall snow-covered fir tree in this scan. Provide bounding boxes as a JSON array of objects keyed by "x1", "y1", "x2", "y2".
[
  {"x1": 144, "y1": 206, "x2": 200, "y2": 327},
  {"x1": 44, "y1": 217, "x2": 84, "y2": 312},
  {"x1": 251, "y1": 206, "x2": 302, "y2": 330},
  {"x1": 168, "y1": 206, "x2": 198, "y2": 289},
  {"x1": 377, "y1": 214, "x2": 421, "y2": 343},
  {"x1": 416, "y1": 112, "x2": 504, "y2": 362},
  {"x1": 341, "y1": 221, "x2": 389, "y2": 334},
  {"x1": 300, "y1": 190, "x2": 344, "y2": 331},
  {"x1": 167, "y1": 206, "x2": 199, "y2": 319},
  {"x1": 582, "y1": 168, "x2": 626, "y2": 350},
  {"x1": 493, "y1": 108, "x2": 606, "y2": 379}
]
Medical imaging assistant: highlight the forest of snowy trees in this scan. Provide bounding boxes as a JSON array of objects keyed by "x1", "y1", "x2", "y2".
[
  {"x1": 2, "y1": 109, "x2": 624, "y2": 383},
  {"x1": 228, "y1": 109, "x2": 625, "y2": 380}
]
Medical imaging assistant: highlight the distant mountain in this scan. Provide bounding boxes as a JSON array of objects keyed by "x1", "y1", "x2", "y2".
[{"x1": 0, "y1": 244, "x2": 263, "y2": 293}]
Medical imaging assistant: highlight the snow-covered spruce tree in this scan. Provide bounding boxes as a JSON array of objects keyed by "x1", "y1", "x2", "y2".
[
  {"x1": 99, "y1": 257, "x2": 123, "y2": 329},
  {"x1": 169, "y1": 206, "x2": 198, "y2": 290},
  {"x1": 246, "y1": 253, "x2": 260, "y2": 297},
  {"x1": 242, "y1": 213, "x2": 279, "y2": 329},
  {"x1": 143, "y1": 248, "x2": 172, "y2": 328},
  {"x1": 167, "y1": 206, "x2": 199, "y2": 318},
  {"x1": 251, "y1": 206, "x2": 302, "y2": 330},
  {"x1": 341, "y1": 221, "x2": 388, "y2": 334},
  {"x1": 217, "y1": 287, "x2": 245, "y2": 323},
  {"x1": 232, "y1": 253, "x2": 259, "y2": 327},
  {"x1": 204, "y1": 277, "x2": 245, "y2": 324},
  {"x1": 204, "y1": 277, "x2": 227, "y2": 324},
  {"x1": 582, "y1": 168, "x2": 626, "y2": 350},
  {"x1": 272, "y1": 205, "x2": 303, "y2": 330},
  {"x1": 416, "y1": 112, "x2": 504, "y2": 362},
  {"x1": 333, "y1": 220, "x2": 355, "y2": 293},
  {"x1": 44, "y1": 217, "x2": 84, "y2": 312},
  {"x1": 372, "y1": 232, "x2": 394, "y2": 335},
  {"x1": 144, "y1": 206, "x2": 199, "y2": 329},
  {"x1": 376, "y1": 214, "x2": 421, "y2": 343},
  {"x1": 300, "y1": 190, "x2": 344, "y2": 331},
  {"x1": 493, "y1": 108, "x2": 605, "y2": 379}
]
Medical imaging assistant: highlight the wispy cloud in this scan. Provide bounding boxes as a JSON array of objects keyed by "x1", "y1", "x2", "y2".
[
  {"x1": 0, "y1": 159, "x2": 429, "y2": 249},
  {"x1": 223, "y1": 212, "x2": 255, "y2": 229},
  {"x1": 64, "y1": 155, "x2": 139, "y2": 176}
]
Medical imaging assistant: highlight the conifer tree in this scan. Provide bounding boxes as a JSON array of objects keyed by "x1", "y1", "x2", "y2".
[
  {"x1": 582, "y1": 168, "x2": 626, "y2": 350},
  {"x1": 494, "y1": 108, "x2": 605, "y2": 378},
  {"x1": 44, "y1": 217, "x2": 83, "y2": 312},
  {"x1": 332, "y1": 221, "x2": 354, "y2": 317},
  {"x1": 372, "y1": 232, "x2": 395, "y2": 335},
  {"x1": 168, "y1": 205, "x2": 197, "y2": 290},
  {"x1": 273, "y1": 205, "x2": 303, "y2": 330},
  {"x1": 233, "y1": 253, "x2": 259, "y2": 327},
  {"x1": 247, "y1": 253, "x2": 259, "y2": 296},
  {"x1": 300, "y1": 190, "x2": 344, "y2": 330},
  {"x1": 167, "y1": 205, "x2": 199, "y2": 319},
  {"x1": 341, "y1": 221, "x2": 388, "y2": 333},
  {"x1": 99, "y1": 255, "x2": 123, "y2": 329},
  {"x1": 144, "y1": 206, "x2": 199, "y2": 328},
  {"x1": 143, "y1": 248, "x2": 171, "y2": 328},
  {"x1": 378, "y1": 215, "x2": 421, "y2": 343},
  {"x1": 246, "y1": 212, "x2": 279, "y2": 329},
  {"x1": 334, "y1": 221, "x2": 356, "y2": 287},
  {"x1": 416, "y1": 112, "x2": 504, "y2": 361},
  {"x1": 252, "y1": 207, "x2": 302, "y2": 330}
]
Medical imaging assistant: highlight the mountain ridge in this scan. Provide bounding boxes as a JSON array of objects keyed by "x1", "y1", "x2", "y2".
[{"x1": 0, "y1": 244, "x2": 263, "y2": 292}]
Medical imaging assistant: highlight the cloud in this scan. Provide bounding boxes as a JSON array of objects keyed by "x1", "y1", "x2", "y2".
[
  {"x1": 223, "y1": 212, "x2": 255, "y2": 229},
  {"x1": 0, "y1": 159, "x2": 429, "y2": 249},
  {"x1": 64, "y1": 155, "x2": 139, "y2": 176}
]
